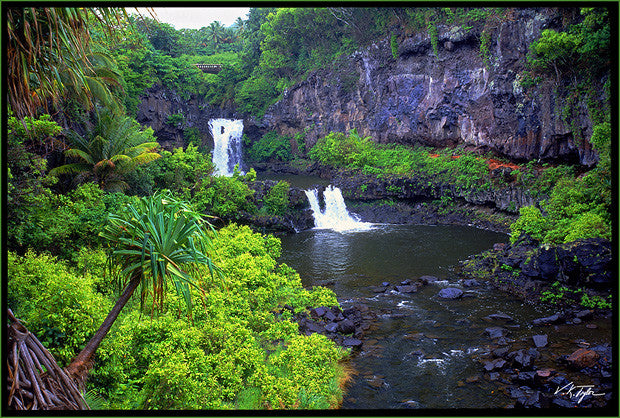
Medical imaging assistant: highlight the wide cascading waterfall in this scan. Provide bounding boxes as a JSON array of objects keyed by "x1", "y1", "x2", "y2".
[
  {"x1": 209, "y1": 118, "x2": 244, "y2": 176},
  {"x1": 304, "y1": 185, "x2": 372, "y2": 232}
]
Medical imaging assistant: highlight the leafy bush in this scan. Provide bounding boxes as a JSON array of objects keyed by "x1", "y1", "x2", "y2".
[
  {"x1": 194, "y1": 175, "x2": 256, "y2": 219},
  {"x1": 245, "y1": 131, "x2": 293, "y2": 162},
  {"x1": 511, "y1": 167, "x2": 611, "y2": 244},
  {"x1": 166, "y1": 112, "x2": 184, "y2": 127},
  {"x1": 8, "y1": 251, "x2": 112, "y2": 366},
  {"x1": 308, "y1": 130, "x2": 376, "y2": 168},
  {"x1": 235, "y1": 73, "x2": 279, "y2": 117},
  {"x1": 128, "y1": 144, "x2": 215, "y2": 196},
  {"x1": 90, "y1": 224, "x2": 346, "y2": 410},
  {"x1": 8, "y1": 182, "x2": 133, "y2": 258},
  {"x1": 309, "y1": 130, "x2": 490, "y2": 191},
  {"x1": 509, "y1": 206, "x2": 548, "y2": 243},
  {"x1": 263, "y1": 181, "x2": 290, "y2": 215}
]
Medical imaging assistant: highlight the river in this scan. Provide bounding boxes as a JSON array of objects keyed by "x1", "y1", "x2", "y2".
[{"x1": 278, "y1": 223, "x2": 611, "y2": 409}]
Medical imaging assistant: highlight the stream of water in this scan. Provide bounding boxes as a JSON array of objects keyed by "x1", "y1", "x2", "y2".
[
  {"x1": 209, "y1": 118, "x2": 244, "y2": 176},
  {"x1": 276, "y1": 183, "x2": 612, "y2": 409},
  {"x1": 304, "y1": 186, "x2": 373, "y2": 232}
]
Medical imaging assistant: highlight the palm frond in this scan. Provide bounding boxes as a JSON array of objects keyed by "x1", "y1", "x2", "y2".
[
  {"x1": 49, "y1": 162, "x2": 91, "y2": 176},
  {"x1": 64, "y1": 148, "x2": 93, "y2": 164},
  {"x1": 132, "y1": 152, "x2": 161, "y2": 165}
]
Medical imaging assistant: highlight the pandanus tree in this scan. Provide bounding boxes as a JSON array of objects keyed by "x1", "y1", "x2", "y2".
[
  {"x1": 49, "y1": 110, "x2": 161, "y2": 191},
  {"x1": 65, "y1": 191, "x2": 222, "y2": 383}
]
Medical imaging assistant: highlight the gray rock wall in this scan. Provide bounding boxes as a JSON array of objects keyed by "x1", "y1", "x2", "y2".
[{"x1": 258, "y1": 8, "x2": 600, "y2": 166}]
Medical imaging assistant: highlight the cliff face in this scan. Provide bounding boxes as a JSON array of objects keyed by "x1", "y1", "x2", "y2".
[{"x1": 258, "y1": 8, "x2": 600, "y2": 166}]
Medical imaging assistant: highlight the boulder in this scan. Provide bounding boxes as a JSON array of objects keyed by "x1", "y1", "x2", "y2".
[
  {"x1": 493, "y1": 346, "x2": 511, "y2": 358},
  {"x1": 312, "y1": 306, "x2": 327, "y2": 317},
  {"x1": 324, "y1": 310, "x2": 337, "y2": 322},
  {"x1": 324, "y1": 322, "x2": 338, "y2": 333},
  {"x1": 485, "y1": 313, "x2": 515, "y2": 322},
  {"x1": 574, "y1": 309, "x2": 593, "y2": 319},
  {"x1": 485, "y1": 327, "x2": 507, "y2": 339},
  {"x1": 396, "y1": 285, "x2": 418, "y2": 293},
  {"x1": 337, "y1": 319, "x2": 356, "y2": 334},
  {"x1": 515, "y1": 371, "x2": 536, "y2": 384},
  {"x1": 463, "y1": 279, "x2": 480, "y2": 287},
  {"x1": 566, "y1": 348, "x2": 600, "y2": 369},
  {"x1": 438, "y1": 288, "x2": 463, "y2": 299},
  {"x1": 483, "y1": 358, "x2": 507, "y2": 371},
  {"x1": 532, "y1": 334, "x2": 548, "y2": 348},
  {"x1": 420, "y1": 275, "x2": 439, "y2": 284},
  {"x1": 532, "y1": 313, "x2": 562, "y2": 325},
  {"x1": 508, "y1": 349, "x2": 537, "y2": 368},
  {"x1": 342, "y1": 338, "x2": 363, "y2": 348}
]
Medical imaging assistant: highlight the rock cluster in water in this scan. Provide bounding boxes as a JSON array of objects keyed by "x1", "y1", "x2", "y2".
[
  {"x1": 283, "y1": 303, "x2": 376, "y2": 350},
  {"x1": 460, "y1": 235, "x2": 612, "y2": 300},
  {"x1": 474, "y1": 309, "x2": 613, "y2": 408}
]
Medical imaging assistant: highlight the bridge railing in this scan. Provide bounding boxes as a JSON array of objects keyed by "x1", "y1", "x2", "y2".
[{"x1": 194, "y1": 64, "x2": 222, "y2": 73}]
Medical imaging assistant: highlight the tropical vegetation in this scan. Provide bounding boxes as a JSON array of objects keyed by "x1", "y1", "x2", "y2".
[{"x1": 5, "y1": 4, "x2": 612, "y2": 411}]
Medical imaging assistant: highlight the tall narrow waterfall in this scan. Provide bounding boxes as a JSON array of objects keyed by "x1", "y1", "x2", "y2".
[
  {"x1": 304, "y1": 185, "x2": 372, "y2": 232},
  {"x1": 209, "y1": 118, "x2": 244, "y2": 176}
]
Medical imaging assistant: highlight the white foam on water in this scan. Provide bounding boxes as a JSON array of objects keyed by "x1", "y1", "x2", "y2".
[{"x1": 304, "y1": 186, "x2": 373, "y2": 232}]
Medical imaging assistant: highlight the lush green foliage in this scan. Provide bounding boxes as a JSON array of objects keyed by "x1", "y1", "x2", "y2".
[
  {"x1": 8, "y1": 182, "x2": 132, "y2": 258},
  {"x1": 89, "y1": 224, "x2": 345, "y2": 409},
  {"x1": 128, "y1": 144, "x2": 215, "y2": 196},
  {"x1": 50, "y1": 110, "x2": 161, "y2": 191},
  {"x1": 309, "y1": 129, "x2": 491, "y2": 191},
  {"x1": 245, "y1": 131, "x2": 294, "y2": 162},
  {"x1": 6, "y1": 7, "x2": 126, "y2": 118},
  {"x1": 262, "y1": 181, "x2": 291, "y2": 216},
  {"x1": 193, "y1": 173, "x2": 257, "y2": 219},
  {"x1": 510, "y1": 167, "x2": 611, "y2": 244},
  {"x1": 8, "y1": 251, "x2": 112, "y2": 366},
  {"x1": 106, "y1": 16, "x2": 215, "y2": 114},
  {"x1": 509, "y1": 206, "x2": 548, "y2": 243},
  {"x1": 540, "y1": 281, "x2": 612, "y2": 309},
  {"x1": 528, "y1": 8, "x2": 609, "y2": 84},
  {"x1": 7, "y1": 115, "x2": 61, "y2": 239}
]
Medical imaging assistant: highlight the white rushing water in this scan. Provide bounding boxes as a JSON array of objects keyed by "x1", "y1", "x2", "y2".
[
  {"x1": 304, "y1": 185, "x2": 373, "y2": 232},
  {"x1": 209, "y1": 118, "x2": 244, "y2": 176}
]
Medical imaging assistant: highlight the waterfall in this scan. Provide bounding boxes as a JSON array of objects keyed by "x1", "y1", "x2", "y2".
[
  {"x1": 209, "y1": 118, "x2": 244, "y2": 176},
  {"x1": 304, "y1": 185, "x2": 372, "y2": 232}
]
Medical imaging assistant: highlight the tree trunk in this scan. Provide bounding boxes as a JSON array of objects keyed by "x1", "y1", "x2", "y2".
[{"x1": 65, "y1": 271, "x2": 142, "y2": 383}]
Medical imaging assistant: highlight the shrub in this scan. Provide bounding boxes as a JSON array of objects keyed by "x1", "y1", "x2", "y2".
[
  {"x1": 245, "y1": 131, "x2": 293, "y2": 162},
  {"x1": 511, "y1": 166, "x2": 611, "y2": 244},
  {"x1": 90, "y1": 224, "x2": 346, "y2": 410},
  {"x1": 8, "y1": 182, "x2": 132, "y2": 258},
  {"x1": 263, "y1": 181, "x2": 290, "y2": 215},
  {"x1": 509, "y1": 206, "x2": 548, "y2": 243},
  {"x1": 194, "y1": 175, "x2": 256, "y2": 219},
  {"x1": 562, "y1": 211, "x2": 610, "y2": 243},
  {"x1": 308, "y1": 130, "x2": 376, "y2": 168},
  {"x1": 8, "y1": 251, "x2": 111, "y2": 366}
]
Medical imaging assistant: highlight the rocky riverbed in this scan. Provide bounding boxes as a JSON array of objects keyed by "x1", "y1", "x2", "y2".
[{"x1": 286, "y1": 272, "x2": 613, "y2": 410}]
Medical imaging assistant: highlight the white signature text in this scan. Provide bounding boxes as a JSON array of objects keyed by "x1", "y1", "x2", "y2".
[{"x1": 554, "y1": 382, "x2": 605, "y2": 404}]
